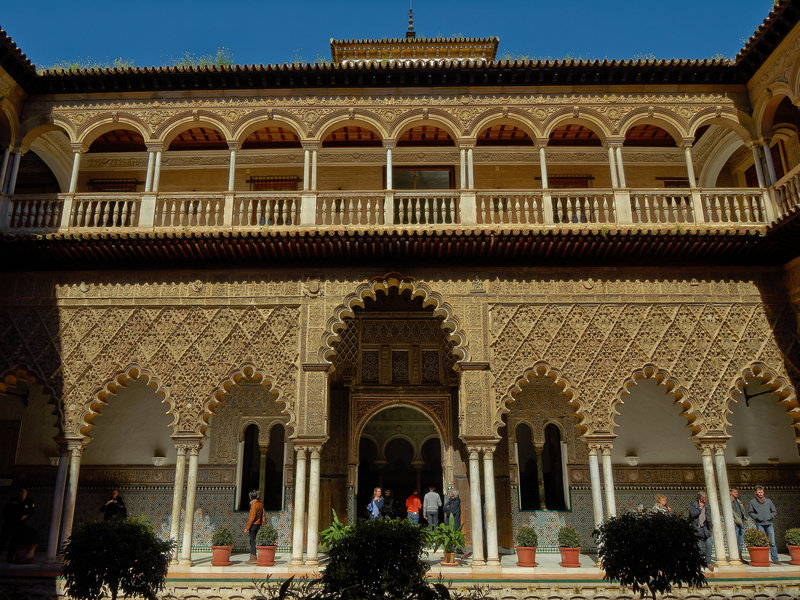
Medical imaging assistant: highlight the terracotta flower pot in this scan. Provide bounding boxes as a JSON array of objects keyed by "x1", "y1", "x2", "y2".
[
  {"x1": 256, "y1": 545, "x2": 277, "y2": 566},
  {"x1": 14, "y1": 544, "x2": 37, "y2": 565},
  {"x1": 211, "y1": 545, "x2": 233, "y2": 566},
  {"x1": 516, "y1": 546, "x2": 538, "y2": 567},
  {"x1": 747, "y1": 545, "x2": 771, "y2": 567},
  {"x1": 788, "y1": 544, "x2": 800, "y2": 566},
  {"x1": 441, "y1": 551, "x2": 457, "y2": 566},
  {"x1": 559, "y1": 546, "x2": 581, "y2": 568}
]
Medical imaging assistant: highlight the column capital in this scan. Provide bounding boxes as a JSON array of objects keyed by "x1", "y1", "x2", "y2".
[
  {"x1": 383, "y1": 140, "x2": 397, "y2": 149},
  {"x1": 454, "y1": 360, "x2": 490, "y2": 372},
  {"x1": 301, "y1": 362, "x2": 332, "y2": 372},
  {"x1": 146, "y1": 142, "x2": 165, "y2": 153},
  {"x1": 681, "y1": 139, "x2": 695, "y2": 150},
  {"x1": 69, "y1": 142, "x2": 88, "y2": 154},
  {"x1": 227, "y1": 140, "x2": 240, "y2": 151},
  {"x1": 605, "y1": 138, "x2": 625, "y2": 148},
  {"x1": 301, "y1": 142, "x2": 320, "y2": 151},
  {"x1": 697, "y1": 439, "x2": 728, "y2": 453},
  {"x1": 457, "y1": 140, "x2": 476, "y2": 149},
  {"x1": 535, "y1": 138, "x2": 549, "y2": 148},
  {"x1": 466, "y1": 445, "x2": 483, "y2": 459},
  {"x1": 743, "y1": 139, "x2": 761, "y2": 150},
  {"x1": 758, "y1": 136, "x2": 772, "y2": 146}
]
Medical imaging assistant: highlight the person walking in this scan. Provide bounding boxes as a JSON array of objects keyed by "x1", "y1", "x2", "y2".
[
  {"x1": 100, "y1": 488, "x2": 127, "y2": 520},
  {"x1": 405, "y1": 490, "x2": 422, "y2": 524},
  {"x1": 730, "y1": 487, "x2": 746, "y2": 561},
  {"x1": 443, "y1": 488, "x2": 461, "y2": 529},
  {"x1": 689, "y1": 491, "x2": 714, "y2": 568},
  {"x1": 423, "y1": 486, "x2": 441, "y2": 531},
  {"x1": 748, "y1": 485, "x2": 779, "y2": 564},
  {"x1": 367, "y1": 487, "x2": 383, "y2": 520},
  {"x1": 243, "y1": 490, "x2": 264, "y2": 564}
]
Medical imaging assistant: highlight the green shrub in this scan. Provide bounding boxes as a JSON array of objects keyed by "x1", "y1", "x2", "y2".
[
  {"x1": 557, "y1": 525, "x2": 580, "y2": 548},
  {"x1": 61, "y1": 517, "x2": 173, "y2": 600},
  {"x1": 595, "y1": 511, "x2": 705, "y2": 599},
  {"x1": 256, "y1": 524, "x2": 278, "y2": 546},
  {"x1": 743, "y1": 527, "x2": 770, "y2": 547},
  {"x1": 514, "y1": 526, "x2": 538, "y2": 547},
  {"x1": 212, "y1": 527, "x2": 234, "y2": 546},
  {"x1": 430, "y1": 516, "x2": 466, "y2": 554},
  {"x1": 320, "y1": 517, "x2": 430, "y2": 600},
  {"x1": 319, "y1": 509, "x2": 353, "y2": 551},
  {"x1": 785, "y1": 527, "x2": 800, "y2": 546}
]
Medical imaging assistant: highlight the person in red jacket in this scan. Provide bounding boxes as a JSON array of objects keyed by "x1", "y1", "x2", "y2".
[
  {"x1": 405, "y1": 490, "x2": 422, "y2": 525},
  {"x1": 243, "y1": 490, "x2": 264, "y2": 564}
]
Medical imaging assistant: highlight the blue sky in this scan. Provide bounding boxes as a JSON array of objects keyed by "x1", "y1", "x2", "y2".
[{"x1": 1, "y1": 1, "x2": 777, "y2": 68}]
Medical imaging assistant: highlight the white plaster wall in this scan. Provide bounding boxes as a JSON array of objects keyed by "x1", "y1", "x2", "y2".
[
  {"x1": 7, "y1": 385, "x2": 60, "y2": 464},
  {"x1": 82, "y1": 379, "x2": 210, "y2": 465},
  {"x1": 725, "y1": 385, "x2": 800, "y2": 464},
  {"x1": 611, "y1": 378, "x2": 699, "y2": 464}
]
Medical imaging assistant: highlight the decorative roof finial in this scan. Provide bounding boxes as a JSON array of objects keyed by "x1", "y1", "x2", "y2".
[{"x1": 407, "y1": 0, "x2": 416, "y2": 39}]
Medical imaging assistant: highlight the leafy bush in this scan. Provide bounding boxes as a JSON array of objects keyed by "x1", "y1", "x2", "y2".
[
  {"x1": 61, "y1": 517, "x2": 173, "y2": 600},
  {"x1": 743, "y1": 527, "x2": 770, "y2": 547},
  {"x1": 557, "y1": 525, "x2": 580, "y2": 548},
  {"x1": 785, "y1": 527, "x2": 800, "y2": 546},
  {"x1": 212, "y1": 527, "x2": 234, "y2": 546},
  {"x1": 319, "y1": 509, "x2": 353, "y2": 551},
  {"x1": 595, "y1": 511, "x2": 705, "y2": 600},
  {"x1": 257, "y1": 524, "x2": 279, "y2": 546},
  {"x1": 514, "y1": 526, "x2": 538, "y2": 547},
  {"x1": 430, "y1": 516, "x2": 466, "y2": 554},
  {"x1": 320, "y1": 517, "x2": 431, "y2": 600}
]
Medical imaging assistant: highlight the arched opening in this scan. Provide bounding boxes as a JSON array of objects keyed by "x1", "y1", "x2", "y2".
[
  {"x1": 14, "y1": 151, "x2": 60, "y2": 194},
  {"x1": 318, "y1": 124, "x2": 383, "y2": 192},
  {"x1": 82, "y1": 129, "x2": 148, "y2": 193},
  {"x1": 474, "y1": 121, "x2": 537, "y2": 190},
  {"x1": 623, "y1": 124, "x2": 678, "y2": 148},
  {"x1": 759, "y1": 96, "x2": 800, "y2": 181},
  {"x1": 160, "y1": 126, "x2": 228, "y2": 192},
  {"x1": 543, "y1": 423, "x2": 566, "y2": 510},
  {"x1": 238, "y1": 423, "x2": 286, "y2": 511},
  {"x1": 323, "y1": 126, "x2": 382, "y2": 148},
  {"x1": 397, "y1": 126, "x2": 455, "y2": 147},
  {"x1": 515, "y1": 422, "x2": 540, "y2": 510},
  {"x1": 547, "y1": 123, "x2": 604, "y2": 188},
  {"x1": 622, "y1": 124, "x2": 688, "y2": 189},
  {"x1": 240, "y1": 423, "x2": 261, "y2": 508}
]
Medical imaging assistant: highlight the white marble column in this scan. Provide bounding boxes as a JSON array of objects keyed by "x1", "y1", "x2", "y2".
[
  {"x1": 311, "y1": 148, "x2": 318, "y2": 190},
  {"x1": 714, "y1": 444, "x2": 741, "y2": 565},
  {"x1": 607, "y1": 145, "x2": 619, "y2": 188},
  {"x1": 482, "y1": 448, "x2": 500, "y2": 567},
  {"x1": 305, "y1": 448, "x2": 322, "y2": 566},
  {"x1": 588, "y1": 444, "x2": 604, "y2": 528},
  {"x1": 460, "y1": 148, "x2": 466, "y2": 188},
  {"x1": 303, "y1": 149, "x2": 311, "y2": 191},
  {"x1": 169, "y1": 444, "x2": 187, "y2": 563},
  {"x1": 467, "y1": 147, "x2": 474, "y2": 189},
  {"x1": 291, "y1": 446, "x2": 308, "y2": 565},
  {"x1": 750, "y1": 143, "x2": 767, "y2": 188},
  {"x1": 258, "y1": 444, "x2": 269, "y2": 503},
  {"x1": 59, "y1": 441, "x2": 84, "y2": 544},
  {"x1": 6, "y1": 151, "x2": 22, "y2": 195},
  {"x1": 683, "y1": 143, "x2": 697, "y2": 187},
  {"x1": 614, "y1": 146, "x2": 627, "y2": 187},
  {"x1": 538, "y1": 142, "x2": 549, "y2": 189},
  {"x1": 152, "y1": 150, "x2": 163, "y2": 193},
  {"x1": 0, "y1": 147, "x2": 12, "y2": 194},
  {"x1": 68, "y1": 147, "x2": 82, "y2": 194},
  {"x1": 179, "y1": 444, "x2": 200, "y2": 566},
  {"x1": 144, "y1": 150, "x2": 156, "y2": 192},
  {"x1": 46, "y1": 449, "x2": 69, "y2": 560},
  {"x1": 601, "y1": 445, "x2": 617, "y2": 518},
  {"x1": 467, "y1": 447, "x2": 485, "y2": 566},
  {"x1": 762, "y1": 140, "x2": 778, "y2": 185},
  {"x1": 227, "y1": 143, "x2": 238, "y2": 191},
  {"x1": 700, "y1": 444, "x2": 728, "y2": 566},
  {"x1": 385, "y1": 145, "x2": 393, "y2": 189}
]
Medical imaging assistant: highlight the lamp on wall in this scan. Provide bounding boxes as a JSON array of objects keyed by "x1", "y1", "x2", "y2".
[
  {"x1": 152, "y1": 456, "x2": 167, "y2": 466},
  {"x1": 625, "y1": 455, "x2": 641, "y2": 466}
]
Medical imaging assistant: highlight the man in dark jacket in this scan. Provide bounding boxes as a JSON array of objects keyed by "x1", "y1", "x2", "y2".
[
  {"x1": 730, "y1": 487, "x2": 746, "y2": 560},
  {"x1": 1, "y1": 487, "x2": 35, "y2": 562},
  {"x1": 689, "y1": 491, "x2": 713, "y2": 568},
  {"x1": 100, "y1": 488, "x2": 127, "y2": 520},
  {"x1": 748, "y1": 485, "x2": 779, "y2": 564}
]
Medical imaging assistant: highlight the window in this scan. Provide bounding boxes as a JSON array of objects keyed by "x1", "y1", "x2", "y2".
[
  {"x1": 391, "y1": 167, "x2": 454, "y2": 190},
  {"x1": 238, "y1": 423, "x2": 285, "y2": 511},
  {"x1": 246, "y1": 175, "x2": 300, "y2": 191},
  {"x1": 515, "y1": 423, "x2": 540, "y2": 510}
]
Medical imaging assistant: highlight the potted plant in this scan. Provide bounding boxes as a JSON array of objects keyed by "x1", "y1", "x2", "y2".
[
  {"x1": 430, "y1": 516, "x2": 466, "y2": 566},
  {"x1": 514, "y1": 525, "x2": 538, "y2": 567},
  {"x1": 558, "y1": 525, "x2": 581, "y2": 567},
  {"x1": 211, "y1": 527, "x2": 234, "y2": 566},
  {"x1": 255, "y1": 524, "x2": 279, "y2": 566},
  {"x1": 786, "y1": 528, "x2": 800, "y2": 565},
  {"x1": 743, "y1": 527, "x2": 771, "y2": 567},
  {"x1": 14, "y1": 526, "x2": 38, "y2": 564}
]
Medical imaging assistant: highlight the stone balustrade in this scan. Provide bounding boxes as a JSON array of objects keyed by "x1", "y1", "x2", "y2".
[{"x1": 0, "y1": 187, "x2": 772, "y2": 233}]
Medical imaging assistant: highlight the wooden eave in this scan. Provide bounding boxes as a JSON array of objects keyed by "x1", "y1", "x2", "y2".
[
  {"x1": 0, "y1": 227, "x2": 788, "y2": 271},
  {"x1": 0, "y1": 27, "x2": 37, "y2": 89},
  {"x1": 736, "y1": 0, "x2": 800, "y2": 77}
]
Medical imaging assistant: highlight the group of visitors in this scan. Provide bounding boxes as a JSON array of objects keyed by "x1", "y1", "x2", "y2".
[
  {"x1": 652, "y1": 485, "x2": 781, "y2": 566},
  {"x1": 367, "y1": 486, "x2": 461, "y2": 530}
]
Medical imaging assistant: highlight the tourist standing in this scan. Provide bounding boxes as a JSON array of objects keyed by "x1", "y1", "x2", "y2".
[
  {"x1": 443, "y1": 488, "x2": 461, "y2": 529},
  {"x1": 367, "y1": 487, "x2": 383, "y2": 520},
  {"x1": 243, "y1": 489, "x2": 264, "y2": 564},
  {"x1": 689, "y1": 491, "x2": 713, "y2": 568},
  {"x1": 423, "y1": 486, "x2": 441, "y2": 531},
  {"x1": 748, "y1": 485, "x2": 779, "y2": 564},
  {"x1": 730, "y1": 488, "x2": 746, "y2": 560},
  {"x1": 381, "y1": 489, "x2": 395, "y2": 518},
  {"x1": 405, "y1": 490, "x2": 422, "y2": 524},
  {"x1": 651, "y1": 494, "x2": 672, "y2": 514},
  {"x1": 100, "y1": 488, "x2": 127, "y2": 520}
]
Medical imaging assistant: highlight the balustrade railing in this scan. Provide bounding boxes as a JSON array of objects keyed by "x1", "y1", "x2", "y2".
[
  {"x1": 155, "y1": 194, "x2": 225, "y2": 227},
  {"x1": 476, "y1": 191, "x2": 544, "y2": 224},
  {"x1": 772, "y1": 164, "x2": 800, "y2": 218},
  {"x1": 701, "y1": 189, "x2": 766, "y2": 224},
  {"x1": 71, "y1": 194, "x2": 140, "y2": 228},
  {"x1": 233, "y1": 193, "x2": 299, "y2": 227},
  {"x1": 550, "y1": 190, "x2": 615, "y2": 224},
  {"x1": 630, "y1": 190, "x2": 694, "y2": 224},
  {"x1": 7, "y1": 195, "x2": 63, "y2": 229},
  {"x1": 317, "y1": 192, "x2": 385, "y2": 226},
  {"x1": 393, "y1": 192, "x2": 459, "y2": 225}
]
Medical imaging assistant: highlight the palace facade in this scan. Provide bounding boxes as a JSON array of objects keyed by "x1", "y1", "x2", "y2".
[{"x1": 2, "y1": 0, "x2": 800, "y2": 576}]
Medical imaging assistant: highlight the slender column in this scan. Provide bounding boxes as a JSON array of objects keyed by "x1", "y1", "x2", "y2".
[
  {"x1": 305, "y1": 448, "x2": 322, "y2": 565},
  {"x1": 700, "y1": 444, "x2": 728, "y2": 566},
  {"x1": 169, "y1": 445, "x2": 187, "y2": 563},
  {"x1": 311, "y1": 148, "x2": 318, "y2": 190},
  {"x1": 258, "y1": 445, "x2": 269, "y2": 503},
  {"x1": 227, "y1": 143, "x2": 238, "y2": 191},
  {"x1": 534, "y1": 443, "x2": 547, "y2": 509},
  {"x1": 614, "y1": 146, "x2": 627, "y2": 187},
  {"x1": 179, "y1": 445, "x2": 200, "y2": 566},
  {"x1": 460, "y1": 148, "x2": 466, "y2": 188},
  {"x1": 59, "y1": 441, "x2": 84, "y2": 545},
  {"x1": 467, "y1": 147, "x2": 474, "y2": 189},
  {"x1": 0, "y1": 147, "x2": 11, "y2": 194},
  {"x1": 385, "y1": 144, "x2": 393, "y2": 189},
  {"x1": 749, "y1": 143, "x2": 767, "y2": 188},
  {"x1": 482, "y1": 448, "x2": 500, "y2": 567},
  {"x1": 587, "y1": 444, "x2": 604, "y2": 528},
  {"x1": 152, "y1": 150, "x2": 163, "y2": 193},
  {"x1": 302, "y1": 148, "x2": 311, "y2": 191},
  {"x1": 68, "y1": 147, "x2": 82, "y2": 194},
  {"x1": 467, "y1": 447, "x2": 485, "y2": 566},
  {"x1": 683, "y1": 143, "x2": 697, "y2": 187},
  {"x1": 144, "y1": 150, "x2": 156, "y2": 192},
  {"x1": 46, "y1": 449, "x2": 69, "y2": 560},
  {"x1": 537, "y1": 141, "x2": 549, "y2": 189},
  {"x1": 714, "y1": 444, "x2": 741, "y2": 565},
  {"x1": 6, "y1": 151, "x2": 22, "y2": 195},
  {"x1": 291, "y1": 446, "x2": 308, "y2": 565},
  {"x1": 762, "y1": 141, "x2": 778, "y2": 186},
  {"x1": 601, "y1": 445, "x2": 617, "y2": 517},
  {"x1": 607, "y1": 145, "x2": 619, "y2": 188}
]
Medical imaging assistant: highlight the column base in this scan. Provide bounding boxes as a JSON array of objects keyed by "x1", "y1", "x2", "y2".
[
  {"x1": 179, "y1": 558, "x2": 193, "y2": 567},
  {"x1": 290, "y1": 556, "x2": 305, "y2": 566},
  {"x1": 712, "y1": 559, "x2": 730, "y2": 568},
  {"x1": 304, "y1": 557, "x2": 319, "y2": 567},
  {"x1": 485, "y1": 558, "x2": 501, "y2": 568}
]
